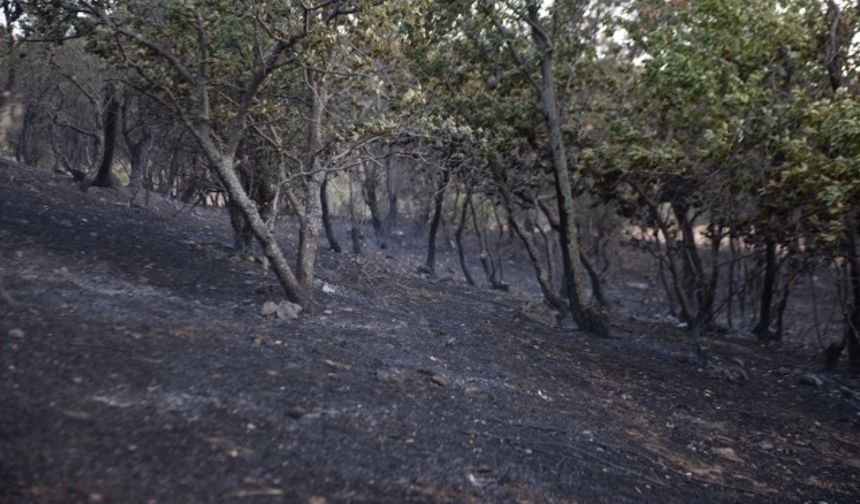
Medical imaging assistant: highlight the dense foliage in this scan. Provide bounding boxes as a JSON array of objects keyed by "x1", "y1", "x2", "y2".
[{"x1": 3, "y1": 0, "x2": 859, "y2": 369}]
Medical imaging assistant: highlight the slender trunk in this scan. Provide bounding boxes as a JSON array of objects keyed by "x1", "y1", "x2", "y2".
[
  {"x1": 471, "y1": 197, "x2": 498, "y2": 288},
  {"x1": 297, "y1": 173, "x2": 324, "y2": 291},
  {"x1": 200, "y1": 147, "x2": 306, "y2": 305},
  {"x1": 92, "y1": 88, "x2": 120, "y2": 189},
  {"x1": 775, "y1": 278, "x2": 791, "y2": 341},
  {"x1": 348, "y1": 168, "x2": 362, "y2": 254},
  {"x1": 424, "y1": 167, "x2": 450, "y2": 277},
  {"x1": 16, "y1": 106, "x2": 34, "y2": 165},
  {"x1": 320, "y1": 174, "x2": 342, "y2": 253},
  {"x1": 491, "y1": 203, "x2": 507, "y2": 285},
  {"x1": 528, "y1": 6, "x2": 607, "y2": 335},
  {"x1": 507, "y1": 207, "x2": 566, "y2": 311},
  {"x1": 127, "y1": 146, "x2": 147, "y2": 192},
  {"x1": 362, "y1": 158, "x2": 384, "y2": 245},
  {"x1": 379, "y1": 150, "x2": 398, "y2": 248},
  {"x1": 456, "y1": 192, "x2": 476, "y2": 286},
  {"x1": 846, "y1": 223, "x2": 860, "y2": 372},
  {"x1": 754, "y1": 234, "x2": 778, "y2": 341},
  {"x1": 580, "y1": 250, "x2": 608, "y2": 307},
  {"x1": 740, "y1": 241, "x2": 748, "y2": 323},
  {"x1": 296, "y1": 67, "x2": 326, "y2": 293},
  {"x1": 671, "y1": 200, "x2": 704, "y2": 315},
  {"x1": 727, "y1": 235, "x2": 737, "y2": 329},
  {"x1": 121, "y1": 97, "x2": 151, "y2": 193}
]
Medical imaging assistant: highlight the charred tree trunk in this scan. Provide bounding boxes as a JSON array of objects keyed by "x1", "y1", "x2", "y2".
[
  {"x1": 121, "y1": 96, "x2": 152, "y2": 194},
  {"x1": 16, "y1": 106, "x2": 35, "y2": 166},
  {"x1": 527, "y1": 6, "x2": 607, "y2": 335},
  {"x1": 91, "y1": 88, "x2": 120, "y2": 189},
  {"x1": 456, "y1": 192, "x2": 476, "y2": 286},
  {"x1": 470, "y1": 197, "x2": 503, "y2": 289},
  {"x1": 423, "y1": 167, "x2": 450, "y2": 277},
  {"x1": 378, "y1": 151, "x2": 398, "y2": 249},
  {"x1": 198, "y1": 141, "x2": 306, "y2": 305},
  {"x1": 362, "y1": 157, "x2": 385, "y2": 246},
  {"x1": 671, "y1": 200, "x2": 705, "y2": 320},
  {"x1": 754, "y1": 234, "x2": 778, "y2": 341},
  {"x1": 320, "y1": 174, "x2": 342, "y2": 253},
  {"x1": 227, "y1": 198, "x2": 253, "y2": 256},
  {"x1": 580, "y1": 250, "x2": 608, "y2": 308},
  {"x1": 348, "y1": 169, "x2": 362, "y2": 254},
  {"x1": 827, "y1": 223, "x2": 860, "y2": 372}
]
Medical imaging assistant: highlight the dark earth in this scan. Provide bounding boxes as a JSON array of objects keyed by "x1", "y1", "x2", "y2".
[{"x1": 2, "y1": 159, "x2": 859, "y2": 503}]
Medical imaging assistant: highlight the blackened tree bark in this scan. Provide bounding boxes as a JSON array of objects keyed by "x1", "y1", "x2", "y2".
[
  {"x1": 423, "y1": 166, "x2": 450, "y2": 277},
  {"x1": 348, "y1": 168, "x2": 362, "y2": 254},
  {"x1": 91, "y1": 85, "x2": 120, "y2": 189},
  {"x1": 754, "y1": 233, "x2": 778, "y2": 341},
  {"x1": 455, "y1": 191, "x2": 476, "y2": 286},
  {"x1": 379, "y1": 152, "x2": 398, "y2": 248},
  {"x1": 362, "y1": 159, "x2": 384, "y2": 242},
  {"x1": 470, "y1": 197, "x2": 503, "y2": 289},
  {"x1": 120, "y1": 94, "x2": 152, "y2": 194},
  {"x1": 320, "y1": 174, "x2": 342, "y2": 252},
  {"x1": 502, "y1": 192, "x2": 566, "y2": 311},
  {"x1": 494, "y1": 3, "x2": 609, "y2": 335}
]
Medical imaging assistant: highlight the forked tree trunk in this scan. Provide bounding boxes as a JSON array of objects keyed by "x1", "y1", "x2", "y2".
[
  {"x1": 456, "y1": 191, "x2": 476, "y2": 286},
  {"x1": 202, "y1": 147, "x2": 306, "y2": 305},
  {"x1": 470, "y1": 197, "x2": 501, "y2": 289},
  {"x1": 121, "y1": 96, "x2": 152, "y2": 194},
  {"x1": 424, "y1": 167, "x2": 450, "y2": 277},
  {"x1": 363, "y1": 160, "x2": 384, "y2": 243}
]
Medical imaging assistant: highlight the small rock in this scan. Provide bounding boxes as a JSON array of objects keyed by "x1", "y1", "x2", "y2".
[
  {"x1": 286, "y1": 407, "x2": 306, "y2": 419},
  {"x1": 261, "y1": 301, "x2": 279, "y2": 316},
  {"x1": 464, "y1": 386, "x2": 492, "y2": 401},
  {"x1": 799, "y1": 373, "x2": 824, "y2": 387},
  {"x1": 276, "y1": 302, "x2": 302, "y2": 320},
  {"x1": 625, "y1": 281, "x2": 650, "y2": 290},
  {"x1": 375, "y1": 368, "x2": 406, "y2": 384},
  {"x1": 759, "y1": 441, "x2": 774, "y2": 450},
  {"x1": 321, "y1": 283, "x2": 336, "y2": 294},
  {"x1": 711, "y1": 446, "x2": 744, "y2": 463},
  {"x1": 8, "y1": 328, "x2": 25, "y2": 339},
  {"x1": 430, "y1": 373, "x2": 452, "y2": 387}
]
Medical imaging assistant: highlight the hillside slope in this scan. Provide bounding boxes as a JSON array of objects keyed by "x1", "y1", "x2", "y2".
[{"x1": 1, "y1": 160, "x2": 859, "y2": 503}]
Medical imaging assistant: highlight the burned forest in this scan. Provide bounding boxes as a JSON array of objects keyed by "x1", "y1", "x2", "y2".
[{"x1": 2, "y1": 1, "x2": 860, "y2": 503}]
